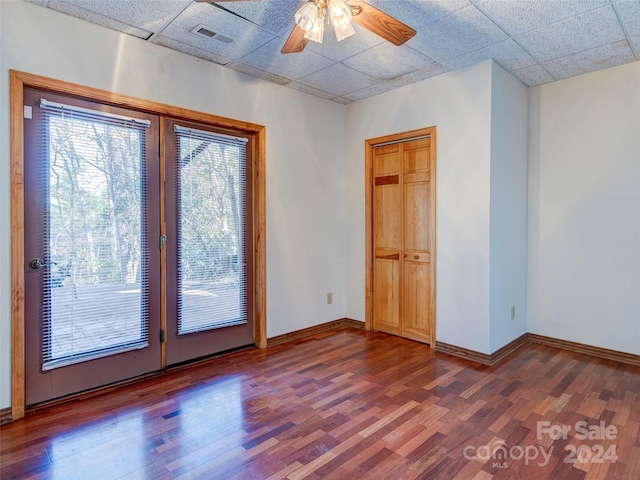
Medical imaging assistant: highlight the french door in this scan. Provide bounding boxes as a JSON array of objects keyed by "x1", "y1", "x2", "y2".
[
  {"x1": 23, "y1": 88, "x2": 162, "y2": 405},
  {"x1": 23, "y1": 88, "x2": 254, "y2": 406},
  {"x1": 164, "y1": 119, "x2": 254, "y2": 365}
]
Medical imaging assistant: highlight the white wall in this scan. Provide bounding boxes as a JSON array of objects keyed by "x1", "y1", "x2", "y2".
[
  {"x1": 528, "y1": 61, "x2": 640, "y2": 355},
  {"x1": 489, "y1": 63, "x2": 529, "y2": 352},
  {"x1": 345, "y1": 61, "x2": 494, "y2": 353},
  {"x1": 0, "y1": 0, "x2": 348, "y2": 409}
]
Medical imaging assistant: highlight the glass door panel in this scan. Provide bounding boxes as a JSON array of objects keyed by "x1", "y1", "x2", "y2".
[
  {"x1": 178, "y1": 129, "x2": 246, "y2": 334},
  {"x1": 44, "y1": 110, "x2": 149, "y2": 369}
]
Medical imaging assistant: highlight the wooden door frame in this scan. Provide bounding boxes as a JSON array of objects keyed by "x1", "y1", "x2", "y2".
[
  {"x1": 364, "y1": 126, "x2": 436, "y2": 346},
  {"x1": 10, "y1": 70, "x2": 267, "y2": 420}
]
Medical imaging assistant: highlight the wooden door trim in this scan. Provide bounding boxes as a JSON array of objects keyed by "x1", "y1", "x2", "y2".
[
  {"x1": 9, "y1": 70, "x2": 267, "y2": 420},
  {"x1": 364, "y1": 126, "x2": 436, "y2": 346},
  {"x1": 9, "y1": 71, "x2": 26, "y2": 420}
]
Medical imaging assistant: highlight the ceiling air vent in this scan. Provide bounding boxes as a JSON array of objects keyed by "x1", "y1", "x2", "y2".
[{"x1": 190, "y1": 24, "x2": 233, "y2": 44}]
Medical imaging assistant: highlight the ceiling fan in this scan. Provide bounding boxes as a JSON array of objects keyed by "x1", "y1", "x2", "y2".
[{"x1": 195, "y1": 0, "x2": 416, "y2": 54}]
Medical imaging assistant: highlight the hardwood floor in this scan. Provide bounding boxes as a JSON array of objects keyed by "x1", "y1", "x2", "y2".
[{"x1": 1, "y1": 328, "x2": 639, "y2": 479}]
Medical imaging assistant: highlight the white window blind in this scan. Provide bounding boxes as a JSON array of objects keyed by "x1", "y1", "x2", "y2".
[
  {"x1": 39, "y1": 99, "x2": 150, "y2": 370},
  {"x1": 174, "y1": 125, "x2": 248, "y2": 334}
]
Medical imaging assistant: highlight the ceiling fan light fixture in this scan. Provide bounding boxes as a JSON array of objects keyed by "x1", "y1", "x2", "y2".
[
  {"x1": 282, "y1": 0, "x2": 416, "y2": 54},
  {"x1": 304, "y1": 12, "x2": 325, "y2": 43},
  {"x1": 332, "y1": 17, "x2": 355, "y2": 41},
  {"x1": 294, "y1": 1, "x2": 320, "y2": 32},
  {"x1": 328, "y1": 0, "x2": 352, "y2": 28},
  {"x1": 329, "y1": 0, "x2": 355, "y2": 41}
]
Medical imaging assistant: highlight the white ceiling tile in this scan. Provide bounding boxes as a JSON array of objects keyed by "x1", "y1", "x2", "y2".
[
  {"x1": 305, "y1": 24, "x2": 386, "y2": 62},
  {"x1": 615, "y1": 0, "x2": 640, "y2": 37},
  {"x1": 515, "y1": 5, "x2": 626, "y2": 62},
  {"x1": 159, "y1": 2, "x2": 275, "y2": 60},
  {"x1": 211, "y1": 0, "x2": 302, "y2": 36},
  {"x1": 287, "y1": 82, "x2": 337, "y2": 100},
  {"x1": 364, "y1": 0, "x2": 472, "y2": 27},
  {"x1": 343, "y1": 44, "x2": 435, "y2": 80},
  {"x1": 154, "y1": 35, "x2": 233, "y2": 65},
  {"x1": 297, "y1": 63, "x2": 378, "y2": 97},
  {"x1": 387, "y1": 62, "x2": 450, "y2": 87},
  {"x1": 542, "y1": 40, "x2": 636, "y2": 80},
  {"x1": 442, "y1": 38, "x2": 535, "y2": 71},
  {"x1": 226, "y1": 62, "x2": 291, "y2": 86},
  {"x1": 510, "y1": 64, "x2": 555, "y2": 86},
  {"x1": 408, "y1": 5, "x2": 508, "y2": 62},
  {"x1": 331, "y1": 97, "x2": 353, "y2": 105},
  {"x1": 48, "y1": 0, "x2": 188, "y2": 36},
  {"x1": 476, "y1": 0, "x2": 608, "y2": 35},
  {"x1": 238, "y1": 37, "x2": 334, "y2": 80},
  {"x1": 46, "y1": 0, "x2": 156, "y2": 38},
  {"x1": 343, "y1": 81, "x2": 397, "y2": 102}
]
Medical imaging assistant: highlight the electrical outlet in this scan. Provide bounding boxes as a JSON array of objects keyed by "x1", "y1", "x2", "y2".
[
  {"x1": 327, "y1": 292, "x2": 333, "y2": 304},
  {"x1": 511, "y1": 306, "x2": 516, "y2": 320}
]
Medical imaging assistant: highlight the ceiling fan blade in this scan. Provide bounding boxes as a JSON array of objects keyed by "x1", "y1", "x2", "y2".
[
  {"x1": 281, "y1": 25, "x2": 309, "y2": 54},
  {"x1": 348, "y1": 0, "x2": 416, "y2": 46}
]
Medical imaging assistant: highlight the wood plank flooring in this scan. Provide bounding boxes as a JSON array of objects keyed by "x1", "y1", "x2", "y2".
[{"x1": 1, "y1": 328, "x2": 639, "y2": 479}]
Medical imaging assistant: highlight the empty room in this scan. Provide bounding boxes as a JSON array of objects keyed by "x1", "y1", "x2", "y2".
[{"x1": 1, "y1": 0, "x2": 639, "y2": 479}]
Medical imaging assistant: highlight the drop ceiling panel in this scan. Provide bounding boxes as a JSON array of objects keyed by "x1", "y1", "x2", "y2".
[
  {"x1": 542, "y1": 40, "x2": 636, "y2": 80},
  {"x1": 407, "y1": 5, "x2": 509, "y2": 62},
  {"x1": 442, "y1": 39, "x2": 536, "y2": 72},
  {"x1": 157, "y1": 2, "x2": 276, "y2": 59},
  {"x1": 50, "y1": 0, "x2": 188, "y2": 34},
  {"x1": 343, "y1": 81, "x2": 397, "y2": 102},
  {"x1": 305, "y1": 24, "x2": 386, "y2": 62},
  {"x1": 298, "y1": 63, "x2": 378, "y2": 97},
  {"x1": 211, "y1": 0, "x2": 303, "y2": 36},
  {"x1": 616, "y1": 0, "x2": 640, "y2": 36},
  {"x1": 236, "y1": 37, "x2": 335, "y2": 80},
  {"x1": 154, "y1": 35, "x2": 233, "y2": 65},
  {"x1": 287, "y1": 82, "x2": 337, "y2": 101},
  {"x1": 387, "y1": 62, "x2": 450, "y2": 88},
  {"x1": 510, "y1": 64, "x2": 555, "y2": 86},
  {"x1": 515, "y1": 5, "x2": 626, "y2": 62},
  {"x1": 475, "y1": 0, "x2": 608, "y2": 36},
  {"x1": 343, "y1": 43, "x2": 435, "y2": 80},
  {"x1": 46, "y1": 0, "x2": 174, "y2": 38},
  {"x1": 365, "y1": 0, "x2": 472, "y2": 29}
]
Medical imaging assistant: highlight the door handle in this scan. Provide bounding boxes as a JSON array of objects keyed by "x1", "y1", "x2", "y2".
[{"x1": 28, "y1": 258, "x2": 57, "y2": 270}]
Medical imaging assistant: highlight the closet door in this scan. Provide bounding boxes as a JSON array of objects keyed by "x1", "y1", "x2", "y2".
[
  {"x1": 373, "y1": 143, "x2": 402, "y2": 336},
  {"x1": 400, "y1": 138, "x2": 433, "y2": 343},
  {"x1": 372, "y1": 136, "x2": 434, "y2": 344}
]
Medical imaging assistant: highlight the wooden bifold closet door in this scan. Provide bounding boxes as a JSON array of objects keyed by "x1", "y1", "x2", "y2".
[{"x1": 372, "y1": 135, "x2": 435, "y2": 344}]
